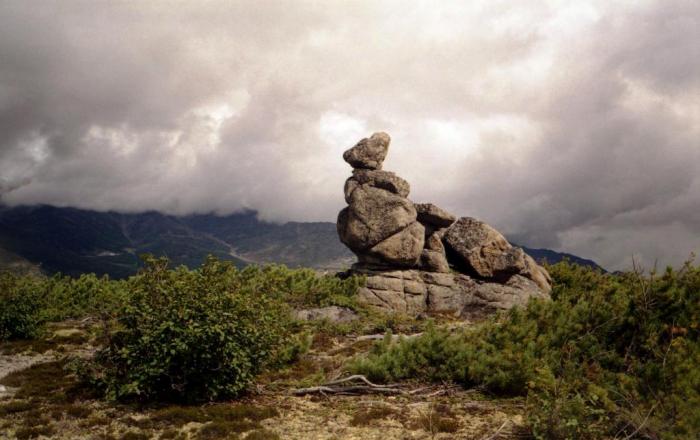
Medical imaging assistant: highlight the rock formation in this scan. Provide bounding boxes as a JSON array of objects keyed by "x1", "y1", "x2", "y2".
[{"x1": 337, "y1": 132, "x2": 552, "y2": 319}]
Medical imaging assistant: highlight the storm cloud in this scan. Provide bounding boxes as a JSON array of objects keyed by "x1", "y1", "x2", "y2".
[{"x1": 0, "y1": 1, "x2": 698, "y2": 270}]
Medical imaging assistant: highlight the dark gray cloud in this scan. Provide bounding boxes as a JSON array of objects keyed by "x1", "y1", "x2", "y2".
[{"x1": 0, "y1": 1, "x2": 698, "y2": 270}]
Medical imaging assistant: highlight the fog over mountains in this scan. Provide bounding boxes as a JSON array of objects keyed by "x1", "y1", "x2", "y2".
[
  {"x1": 0, "y1": 205, "x2": 601, "y2": 278},
  {"x1": 0, "y1": 2, "x2": 698, "y2": 271}
]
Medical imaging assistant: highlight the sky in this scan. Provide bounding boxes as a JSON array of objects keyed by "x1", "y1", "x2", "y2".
[{"x1": 0, "y1": 1, "x2": 698, "y2": 271}]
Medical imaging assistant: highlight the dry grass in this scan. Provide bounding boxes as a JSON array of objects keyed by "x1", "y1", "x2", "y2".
[
  {"x1": 349, "y1": 405, "x2": 397, "y2": 426},
  {"x1": 0, "y1": 321, "x2": 527, "y2": 439}
]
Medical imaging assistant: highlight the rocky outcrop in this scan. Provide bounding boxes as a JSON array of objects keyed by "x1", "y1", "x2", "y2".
[
  {"x1": 337, "y1": 186, "x2": 419, "y2": 255},
  {"x1": 336, "y1": 132, "x2": 552, "y2": 318},
  {"x1": 442, "y1": 217, "x2": 552, "y2": 291},
  {"x1": 415, "y1": 203, "x2": 456, "y2": 228},
  {"x1": 342, "y1": 132, "x2": 390, "y2": 170},
  {"x1": 293, "y1": 306, "x2": 359, "y2": 324},
  {"x1": 353, "y1": 265, "x2": 549, "y2": 320},
  {"x1": 346, "y1": 170, "x2": 410, "y2": 200}
]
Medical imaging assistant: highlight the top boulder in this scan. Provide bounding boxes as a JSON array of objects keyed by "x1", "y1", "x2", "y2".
[{"x1": 343, "y1": 132, "x2": 390, "y2": 170}]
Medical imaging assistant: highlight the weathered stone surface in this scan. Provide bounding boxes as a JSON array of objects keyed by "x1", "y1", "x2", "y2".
[
  {"x1": 355, "y1": 267, "x2": 428, "y2": 315},
  {"x1": 350, "y1": 169, "x2": 410, "y2": 198},
  {"x1": 418, "y1": 229, "x2": 450, "y2": 272},
  {"x1": 522, "y1": 254, "x2": 552, "y2": 293},
  {"x1": 442, "y1": 216, "x2": 552, "y2": 291},
  {"x1": 426, "y1": 273, "x2": 477, "y2": 314},
  {"x1": 415, "y1": 203, "x2": 456, "y2": 228},
  {"x1": 424, "y1": 229, "x2": 446, "y2": 252},
  {"x1": 365, "y1": 274, "x2": 404, "y2": 291},
  {"x1": 404, "y1": 279, "x2": 428, "y2": 295},
  {"x1": 368, "y1": 221, "x2": 424, "y2": 266},
  {"x1": 421, "y1": 249, "x2": 450, "y2": 273},
  {"x1": 462, "y1": 275, "x2": 549, "y2": 320},
  {"x1": 343, "y1": 132, "x2": 390, "y2": 170},
  {"x1": 443, "y1": 217, "x2": 526, "y2": 279},
  {"x1": 343, "y1": 178, "x2": 360, "y2": 204},
  {"x1": 357, "y1": 287, "x2": 415, "y2": 314},
  {"x1": 338, "y1": 186, "x2": 417, "y2": 251},
  {"x1": 353, "y1": 266, "x2": 549, "y2": 319},
  {"x1": 293, "y1": 306, "x2": 359, "y2": 323},
  {"x1": 421, "y1": 271, "x2": 456, "y2": 287}
]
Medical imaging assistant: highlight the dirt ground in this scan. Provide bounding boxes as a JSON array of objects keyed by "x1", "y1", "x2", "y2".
[{"x1": 0, "y1": 321, "x2": 529, "y2": 440}]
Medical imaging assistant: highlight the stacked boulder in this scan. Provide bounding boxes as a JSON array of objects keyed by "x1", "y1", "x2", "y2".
[{"x1": 337, "y1": 132, "x2": 552, "y2": 319}]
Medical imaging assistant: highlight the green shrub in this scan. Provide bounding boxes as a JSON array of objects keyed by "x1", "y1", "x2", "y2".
[
  {"x1": 0, "y1": 271, "x2": 126, "y2": 341},
  {"x1": 1, "y1": 256, "x2": 362, "y2": 344},
  {"x1": 87, "y1": 256, "x2": 294, "y2": 402},
  {"x1": 351, "y1": 261, "x2": 700, "y2": 439},
  {"x1": 229, "y1": 264, "x2": 363, "y2": 309},
  {"x1": 39, "y1": 273, "x2": 126, "y2": 323},
  {"x1": 0, "y1": 272, "x2": 45, "y2": 339}
]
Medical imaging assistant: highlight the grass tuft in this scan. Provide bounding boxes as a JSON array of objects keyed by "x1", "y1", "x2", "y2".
[
  {"x1": 0, "y1": 400, "x2": 34, "y2": 416},
  {"x1": 349, "y1": 406, "x2": 396, "y2": 426},
  {"x1": 243, "y1": 429, "x2": 280, "y2": 440}
]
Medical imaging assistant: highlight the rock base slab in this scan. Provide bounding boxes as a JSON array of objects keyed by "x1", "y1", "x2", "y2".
[{"x1": 353, "y1": 264, "x2": 549, "y2": 319}]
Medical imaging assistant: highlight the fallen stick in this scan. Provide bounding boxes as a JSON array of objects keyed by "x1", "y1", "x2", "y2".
[
  {"x1": 291, "y1": 374, "x2": 406, "y2": 396},
  {"x1": 480, "y1": 420, "x2": 509, "y2": 440},
  {"x1": 291, "y1": 375, "x2": 468, "y2": 397},
  {"x1": 292, "y1": 385, "x2": 405, "y2": 396},
  {"x1": 355, "y1": 333, "x2": 423, "y2": 342},
  {"x1": 324, "y1": 374, "x2": 399, "y2": 388}
]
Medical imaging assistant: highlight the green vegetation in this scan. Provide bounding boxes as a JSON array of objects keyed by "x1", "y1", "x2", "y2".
[
  {"x1": 351, "y1": 261, "x2": 700, "y2": 439},
  {"x1": 82, "y1": 255, "x2": 363, "y2": 402},
  {"x1": 0, "y1": 271, "x2": 125, "y2": 340},
  {"x1": 0, "y1": 272, "x2": 45, "y2": 339},
  {"x1": 1, "y1": 255, "x2": 362, "y2": 344},
  {"x1": 2, "y1": 255, "x2": 699, "y2": 438}
]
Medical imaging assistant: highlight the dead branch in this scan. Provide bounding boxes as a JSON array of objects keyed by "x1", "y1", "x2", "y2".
[
  {"x1": 480, "y1": 420, "x2": 509, "y2": 440},
  {"x1": 355, "y1": 333, "x2": 423, "y2": 342},
  {"x1": 324, "y1": 374, "x2": 398, "y2": 388},
  {"x1": 292, "y1": 374, "x2": 457, "y2": 397},
  {"x1": 292, "y1": 385, "x2": 405, "y2": 396},
  {"x1": 292, "y1": 374, "x2": 404, "y2": 396}
]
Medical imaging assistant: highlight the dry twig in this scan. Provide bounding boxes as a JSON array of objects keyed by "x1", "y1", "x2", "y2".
[
  {"x1": 480, "y1": 420, "x2": 509, "y2": 440},
  {"x1": 292, "y1": 374, "x2": 404, "y2": 396}
]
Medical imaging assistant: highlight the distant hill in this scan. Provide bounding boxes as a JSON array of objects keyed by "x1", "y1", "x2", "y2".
[
  {"x1": 516, "y1": 246, "x2": 604, "y2": 272},
  {"x1": 0, "y1": 245, "x2": 43, "y2": 276},
  {"x1": 0, "y1": 205, "x2": 352, "y2": 277},
  {"x1": 0, "y1": 205, "x2": 601, "y2": 277}
]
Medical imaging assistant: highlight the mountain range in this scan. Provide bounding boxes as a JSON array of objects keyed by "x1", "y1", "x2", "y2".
[{"x1": 0, "y1": 205, "x2": 603, "y2": 278}]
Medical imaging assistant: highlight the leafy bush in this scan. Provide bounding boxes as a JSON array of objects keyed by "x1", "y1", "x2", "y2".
[
  {"x1": 229, "y1": 264, "x2": 363, "y2": 309},
  {"x1": 0, "y1": 272, "x2": 45, "y2": 339},
  {"x1": 39, "y1": 273, "x2": 126, "y2": 323},
  {"x1": 0, "y1": 271, "x2": 126, "y2": 341},
  {"x1": 351, "y1": 261, "x2": 700, "y2": 439},
  {"x1": 1, "y1": 257, "x2": 362, "y2": 344},
  {"x1": 87, "y1": 256, "x2": 296, "y2": 402}
]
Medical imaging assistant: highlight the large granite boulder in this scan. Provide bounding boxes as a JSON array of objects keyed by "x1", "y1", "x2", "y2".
[
  {"x1": 343, "y1": 132, "x2": 390, "y2": 170},
  {"x1": 338, "y1": 186, "x2": 417, "y2": 251},
  {"x1": 367, "y1": 221, "x2": 425, "y2": 266},
  {"x1": 443, "y1": 217, "x2": 551, "y2": 292},
  {"x1": 415, "y1": 203, "x2": 456, "y2": 228},
  {"x1": 345, "y1": 169, "x2": 410, "y2": 201},
  {"x1": 420, "y1": 249, "x2": 450, "y2": 273},
  {"x1": 419, "y1": 229, "x2": 450, "y2": 272},
  {"x1": 293, "y1": 306, "x2": 359, "y2": 324}
]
